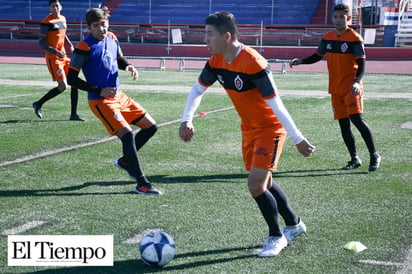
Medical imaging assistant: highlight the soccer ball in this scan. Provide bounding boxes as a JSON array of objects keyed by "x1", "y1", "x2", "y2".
[{"x1": 139, "y1": 231, "x2": 176, "y2": 267}]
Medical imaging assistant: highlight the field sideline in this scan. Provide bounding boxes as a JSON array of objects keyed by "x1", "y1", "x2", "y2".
[{"x1": 0, "y1": 63, "x2": 411, "y2": 273}]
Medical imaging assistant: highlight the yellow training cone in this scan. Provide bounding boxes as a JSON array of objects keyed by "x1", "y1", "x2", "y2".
[{"x1": 343, "y1": 241, "x2": 367, "y2": 252}]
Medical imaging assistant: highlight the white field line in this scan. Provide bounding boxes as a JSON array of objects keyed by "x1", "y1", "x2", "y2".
[
  {"x1": 1, "y1": 78, "x2": 412, "y2": 99},
  {"x1": 1, "y1": 220, "x2": 46, "y2": 235},
  {"x1": 357, "y1": 259, "x2": 403, "y2": 267},
  {"x1": 0, "y1": 106, "x2": 234, "y2": 168},
  {"x1": 396, "y1": 246, "x2": 412, "y2": 274}
]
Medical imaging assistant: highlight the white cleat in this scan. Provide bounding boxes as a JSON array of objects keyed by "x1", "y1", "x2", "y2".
[
  {"x1": 282, "y1": 219, "x2": 307, "y2": 245},
  {"x1": 257, "y1": 235, "x2": 288, "y2": 257}
]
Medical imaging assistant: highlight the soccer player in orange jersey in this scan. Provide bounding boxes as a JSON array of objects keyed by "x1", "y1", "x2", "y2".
[
  {"x1": 33, "y1": 0, "x2": 83, "y2": 121},
  {"x1": 179, "y1": 12, "x2": 316, "y2": 257},
  {"x1": 289, "y1": 4, "x2": 380, "y2": 172}
]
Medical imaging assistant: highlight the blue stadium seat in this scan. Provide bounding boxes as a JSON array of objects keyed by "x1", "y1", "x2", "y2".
[
  {"x1": 0, "y1": 0, "x2": 102, "y2": 21},
  {"x1": 0, "y1": 0, "x2": 319, "y2": 25}
]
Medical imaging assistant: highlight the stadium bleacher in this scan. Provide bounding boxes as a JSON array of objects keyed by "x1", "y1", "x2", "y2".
[
  {"x1": 107, "y1": 0, "x2": 318, "y2": 25},
  {"x1": 0, "y1": 0, "x2": 102, "y2": 21},
  {"x1": 2, "y1": 0, "x2": 410, "y2": 56},
  {"x1": 0, "y1": 0, "x2": 320, "y2": 25}
]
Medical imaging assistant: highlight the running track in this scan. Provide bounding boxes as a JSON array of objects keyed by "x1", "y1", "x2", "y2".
[{"x1": 0, "y1": 55, "x2": 411, "y2": 75}]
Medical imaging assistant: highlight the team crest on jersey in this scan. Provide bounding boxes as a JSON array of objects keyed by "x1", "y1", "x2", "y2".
[
  {"x1": 56, "y1": 69, "x2": 63, "y2": 77},
  {"x1": 217, "y1": 75, "x2": 224, "y2": 84},
  {"x1": 341, "y1": 42, "x2": 348, "y2": 53},
  {"x1": 326, "y1": 43, "x2": 332, "y2": 50},
  {"x1": 234, "y1": 75, "x2": 243, "y2": 90}
]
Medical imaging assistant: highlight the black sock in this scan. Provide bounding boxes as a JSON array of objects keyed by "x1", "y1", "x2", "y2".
[
  {"x1": 254, "y1": 191, "x2": 282, "y2": 237},
  {"x1": 350, "y1": 114, "x2": 377, "y2": 155},
  {"x1": 134, "y1": 125, "x2": 158, "y2": 151},
  {"x1": 70, "y1": 87, "x2": 79, "y2": 116},
  {"x1": 268, "y1": 183, "x2": 299, "y2": 226},
  {"x1": 121, "y1": 132, "x2": 145, "y2": 180},
  {"x1": 339, "y1": 118, "x2": 358, "y2": 158},
  {"x1": 37, "y1": 87, "x2": 62, "y2": 107}
]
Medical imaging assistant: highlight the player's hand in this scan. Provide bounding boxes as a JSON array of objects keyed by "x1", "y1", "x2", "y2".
[
  {"x1": 296, "y1": 139, "x2": 316, "y2": 157},
  {"x1": 351, "y1": 82, "x2": 361, "y2": 96},
  {"x1": 100, "y1": 87, "x2": 118, "y2": 98},
  {"x1": 179, "y1": 121, "x2": 194, "y2": 142},
  {"x1": 289, "y1": 58, "x2": 301, "y2": 68},
  {"x1": 126, "y1": 65, "x2": 139, "y2": 80}
]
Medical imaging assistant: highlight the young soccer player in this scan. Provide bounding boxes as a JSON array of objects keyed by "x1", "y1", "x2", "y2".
[
  {"x1": 179, "y1": 12, "x2": 316, "y2": 257},
  {"x1": 289, "y1": 4, "x2": 381, "y2": 172},
  {"x1": 67, "y1": 6, "x2": 161, "y2": 195},
  {"x1": 33, "y1": 0, "x2": 83, "y2": 121}
]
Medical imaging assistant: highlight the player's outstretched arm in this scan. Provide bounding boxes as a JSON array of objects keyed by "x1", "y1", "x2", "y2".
[
  {"x1": 290, "y1": 53, "x2": 323, "y2": 68},
  {"x1": 289, "y1": 58, "x2": 302, "y2": 68}
]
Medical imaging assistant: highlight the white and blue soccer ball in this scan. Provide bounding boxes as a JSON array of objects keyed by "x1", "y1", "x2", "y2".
[{"x1": 139, "y1": 231, "x2": 176, "y2": 267}]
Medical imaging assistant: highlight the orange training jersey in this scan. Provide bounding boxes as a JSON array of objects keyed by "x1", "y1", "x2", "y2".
[
  {"x1": 316, "y1": 28, "x2": 365, "y2": 95},
  {"x1": 40, "y1": 14, "x2": 67, "y2": 59},
  {"x1": 199, "y1": 45, "x2": 285, "y2": 133}
]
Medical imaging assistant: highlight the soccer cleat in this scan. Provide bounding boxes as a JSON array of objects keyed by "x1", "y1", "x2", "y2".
[
  {"x1": 257, "y1": 235, "x2": 287, "y2": 257},
  {"x1": 368, "y1": 153, "x2": 381, "y2": 172},
  {"x1": 134, "y1": 182, "x2": 162, "y2": 195},
  {"x1": 69, "y1": 114, "x2": 85, "y2": 121},
  {"x1": 342, "y1": 156, "x2": 362, "y2": 170},
  {"x1": 282, "y1": 219, "x2": 307, "y2": 245},
  {"x1": 32, "y1": 102, "x2": 43, "y2": 119},
  {"x1": 114, "y1": 157, "x2": 137, "y2": 179}
]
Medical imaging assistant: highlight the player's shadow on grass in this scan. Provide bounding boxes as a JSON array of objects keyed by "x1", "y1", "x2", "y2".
[
  {"x1": 0, "y1": 119, "x2": 81, "y2": 124},
  {"x1": 273, "y1": 168, "x2": 369, "y2": 177},
  {"x1": 151, "y1": 168, "x2": 369, "y2": 185},
  {"x1": 0, "y1": 180, "x2": 136, "y2": 197},
  {"x1": 30, "y1": 245, "x2": 259, "y2": 273},
  {"x1": 0, "y1": 168, "x2": 367, "y2": 198}
]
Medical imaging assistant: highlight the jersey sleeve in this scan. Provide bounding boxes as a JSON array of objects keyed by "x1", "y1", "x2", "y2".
[
  {"x1": 250, "y1": 64, "x2": 277, "y2": 99},
  {"x1": 316, "y1": 39, "x2": 327, "y2": 56},
  {"x1": 70, "y1": 41, "x2": 90, "y2": 71},
  {"x1": 198, "y1": 61, "x2": 217, "y2": 87},
  {"x1": 38, "y1": 21, "x2": 58, "y2": 55},
  {"x1": 39, "y1": 23, "x2": 49, "y2": 38},
  {"x1": 353, "y1": 40, "x2": 366, "y2": 59}
]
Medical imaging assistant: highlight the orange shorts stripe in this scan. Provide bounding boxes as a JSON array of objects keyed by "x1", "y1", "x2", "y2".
[
  {"x1": 242, "y1": 127, "x2": 287, "y2": 171},
  {"x1": 331, "y1": 90, "x2": 363, "y2": 120},
  {"x1": 88, "y1": 90, "x2": 146, "y2": 135},
  {"x1": 46, "y1": 57, "x2": 70, "y2": 81}
]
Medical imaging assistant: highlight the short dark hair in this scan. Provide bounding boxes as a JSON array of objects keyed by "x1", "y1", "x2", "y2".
[
  {"x1": 333, "y1": 4, "x2": 350, "y2": 15},
  {"x1": 49, "y1": 0, "x2": 61, "y2": 6},
  {"x1": 205, "y1": 12, "x2": 238, "y2": 39},
  {"x1": 85, "y1": 6, "x2": 110, "y2": 25}
]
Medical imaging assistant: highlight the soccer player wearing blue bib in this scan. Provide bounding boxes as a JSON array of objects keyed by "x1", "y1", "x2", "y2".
[{"x1": 67, "y1": 6, "x2": 161, "y2": 195}]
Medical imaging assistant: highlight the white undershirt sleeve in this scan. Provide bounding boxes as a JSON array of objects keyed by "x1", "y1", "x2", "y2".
[
  {"x1": 180, "y1": 81, "x2": 208, "y2": 123},
  {"x1": 265, "y1": 96, "x2": 305, "y2": 144}
]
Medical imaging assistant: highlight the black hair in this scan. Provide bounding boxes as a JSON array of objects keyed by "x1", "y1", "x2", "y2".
[
  {"x1": 49, "y1": 0, "x2": 61, "y2": 6},
  {"x1": 85, "y1": 5, "x2": 110, "y2": 25},
  {"x1": 205, "y1": 12, "x2": 238, "y2": 39},
  {"x1": 333, "y1": 4, "x2": 350, "y2": 15}
]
